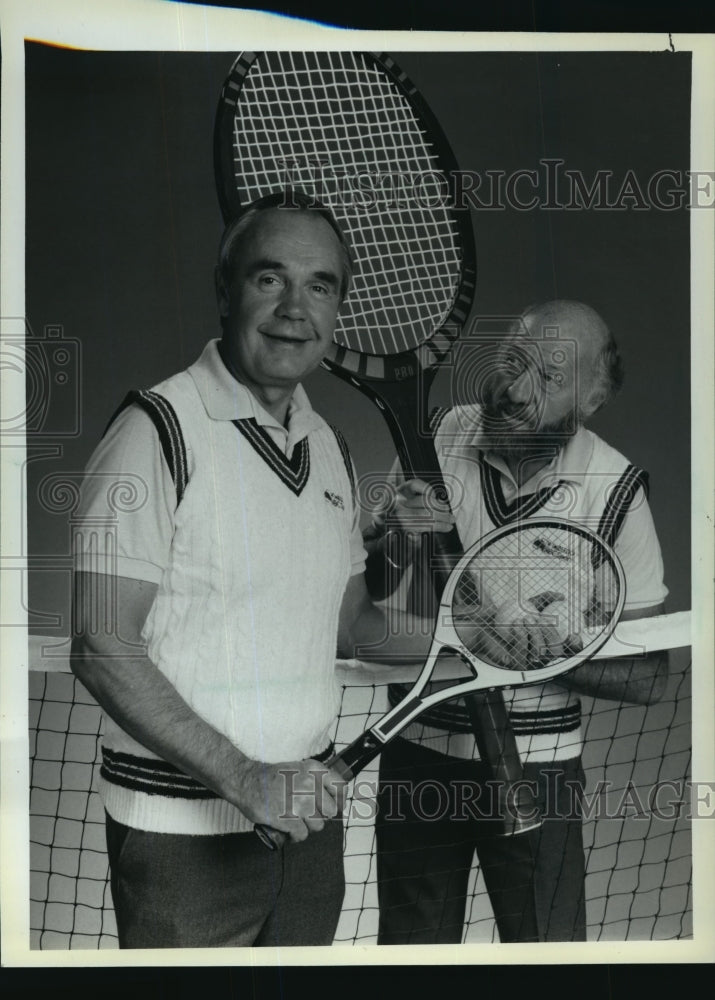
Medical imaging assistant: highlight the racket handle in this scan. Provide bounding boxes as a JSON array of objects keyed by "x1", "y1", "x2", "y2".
[
  {"x1": 253, "y1": 755, "x2": 355, "y2": 851},
  {"x1": 254, "y1": 823, "x2": 287, "y2": 852},
  {"x1": 417, "y1": 533, "x2": 541, "y2": 836},
  {"x1": 464, "y1": 690, "x2": 541, "y2": 835}
]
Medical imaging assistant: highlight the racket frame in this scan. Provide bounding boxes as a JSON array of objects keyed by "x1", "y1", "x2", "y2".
[
  {"x1": 255, "y1": 518, "x2": 627, "y2": 849},
  {"x1": 214, "y1": 49, "x2": 478, "y2": 370},
  {"x1": 366, "y1": 517, "x2": 627, "y2": 746}
]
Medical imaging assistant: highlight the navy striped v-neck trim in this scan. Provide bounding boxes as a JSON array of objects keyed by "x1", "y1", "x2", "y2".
[
  {"x1": 233, "y1": 417, "x2": 310, "y2": 495},
  {"x1": 480, "y1": 459, "x2": 566, "y2": 526}
]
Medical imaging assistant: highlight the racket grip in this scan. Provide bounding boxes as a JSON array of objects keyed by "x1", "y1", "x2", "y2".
[
  {"x1": 254, "y1": 823, "x2": 287, "y2": 851},
  {"x1": 464, "y1": 689, "x2": 542, "y2": 836},
  {"x1": 253, "y1": 755, "x2": 355, "y2": 851}
]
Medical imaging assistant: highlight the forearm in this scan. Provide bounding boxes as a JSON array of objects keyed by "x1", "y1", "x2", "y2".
[
  {"x1": 338, "y1": 602, "x2": 433, "y2": 665},
  {"x1": 557, "y1": 649, "x2": 668, "y2": 705},
  {"x1": 70, "y1": 635, "x2": 252, "y2": 804},
  {"x1": 363, "y1": 527, "x2": 411, "y2": 601}
]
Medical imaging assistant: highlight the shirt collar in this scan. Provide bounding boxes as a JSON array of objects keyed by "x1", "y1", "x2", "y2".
[
  {"x1": 454, "y1": 403, "x2": 594, "y2": 492},
  {"x1": 187, "y1": 339, "x2": 323, "y2": 444}
]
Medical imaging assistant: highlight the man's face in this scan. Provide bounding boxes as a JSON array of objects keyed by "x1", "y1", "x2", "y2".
[
  {"x1": 480, "y1": 317, "x2": 597, "y2": 452},
  {"x1": 218, "y1": 209, "x2": 344, "y2": 399}
]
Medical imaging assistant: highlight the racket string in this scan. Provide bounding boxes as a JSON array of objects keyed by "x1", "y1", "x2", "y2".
[
  {"x1": 227, "y1": 50, "x2": 463, "y2": 355},
  {"x1": 450, "y1": 525, "x2": 622, "y2": 672}
]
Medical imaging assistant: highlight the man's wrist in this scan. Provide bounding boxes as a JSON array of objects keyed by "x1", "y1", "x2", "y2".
[
  {"x1": 219, "y1": 747, "x2": 259, "y2": 807},
  {"x1": 383, "y1": 528, "x2": 411, "y2": 569}
]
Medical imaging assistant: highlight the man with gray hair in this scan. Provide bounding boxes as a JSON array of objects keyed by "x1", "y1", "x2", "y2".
[
  {"x1": 365, "y1": 300, "x2": 668, "y2": 944},
  {"x1": 70, "y1": 192, "x2": 434, "y2": 948}
]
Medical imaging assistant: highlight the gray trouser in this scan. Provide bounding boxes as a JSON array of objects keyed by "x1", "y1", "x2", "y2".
[
  {"x1": 105, "y1": 812, "x2": 345, "y2": 948},
  {"x1": 375, "y1": 739, "x2": 587, "y2": 944}
]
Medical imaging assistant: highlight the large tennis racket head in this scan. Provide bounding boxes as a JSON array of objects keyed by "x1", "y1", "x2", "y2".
[
  {"x1": 435, "y1": 518, "x2": 627, "y2": 685},
  {"x1": 214, "y1": 50, "x2": 476, "y2": 380}
]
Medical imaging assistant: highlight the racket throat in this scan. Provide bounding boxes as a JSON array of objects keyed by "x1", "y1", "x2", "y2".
[
  {"x1": 373, "y1": 695, "x2": 425, "y2": 742},
  {"x1": 335, "y1": 695, "x2": 426, "y2": 779},
  {"x1": 334, "y1": 730, "x2": 388, "y2": 780}
]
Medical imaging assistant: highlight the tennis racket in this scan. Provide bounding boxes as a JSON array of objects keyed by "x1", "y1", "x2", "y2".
[
  {"x1": 255, "y1": 516, "x2": 667, "y2": 849},
  {"x1": 214, "y1": 50, "x2": 539, "y2": 833}
]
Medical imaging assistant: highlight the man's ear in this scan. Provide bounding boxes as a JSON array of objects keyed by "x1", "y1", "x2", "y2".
[
  {"x1": 582, "y1": 384, "x2": 607, "y2": 420},
  {"x1": 215, "y1": 266, "x2": 229, "y2": 318}
]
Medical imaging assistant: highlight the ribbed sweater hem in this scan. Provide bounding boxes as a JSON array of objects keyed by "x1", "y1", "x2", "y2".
[
  {"x1": 397, "y1": 721, "x2": 584, "y2": 763},
  {"x1": 99, "y1": 776, "x2": 253, "y2": 835}
]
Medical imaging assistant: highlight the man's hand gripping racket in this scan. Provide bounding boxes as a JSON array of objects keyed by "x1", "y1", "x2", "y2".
[{"x1": 255, "y1": 518, "x2": 627, "y2": 850}]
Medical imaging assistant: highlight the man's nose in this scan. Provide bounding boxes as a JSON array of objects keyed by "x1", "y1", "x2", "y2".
[
  {"x1": 506, "y1": 367, "x2": 534, "y2": 405},
  {"x1": 277, "y1": 284, "x2": 306, "y2": 319}
]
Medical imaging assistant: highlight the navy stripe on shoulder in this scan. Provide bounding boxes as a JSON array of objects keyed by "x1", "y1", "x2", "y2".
[
  {"x1": 104, "y1": 389, "x2": 189, "y2": 506},
  {"x1": 597, "y1": 464, "x2": 649, "y2": 546},
  {"x1": 428, "y1": 406, "x2": 451, "y2": 436},
  {"x1": 330, "y1": 425, "x2": 356, "y2": 505}
]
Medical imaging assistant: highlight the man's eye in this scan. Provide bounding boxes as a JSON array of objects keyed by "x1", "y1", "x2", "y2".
[
  {"x1": 311, "y1": 283, "x2": 335, "y2": 297},
  {"x1": 259, "y1": 274, "x2": 281, "y2": 287}
]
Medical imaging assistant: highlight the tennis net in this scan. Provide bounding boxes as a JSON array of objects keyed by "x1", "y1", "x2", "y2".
[{"x1": 28, "y1": 627, "x2": 692, "y2": 948}]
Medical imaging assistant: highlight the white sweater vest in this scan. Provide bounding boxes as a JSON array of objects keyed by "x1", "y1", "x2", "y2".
[
  {"x1": 100, "y1": 369, "x2": 356, "y2": 834},
  {"x1": 391, "y1": 405, "x2": 655, "y2": 764}
]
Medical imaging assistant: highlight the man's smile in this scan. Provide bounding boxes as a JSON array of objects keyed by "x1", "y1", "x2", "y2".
[
  {"x1": 258, "y1": 324, "x2": 313, "y2": 346},
  {"x1": 484, "y1": 398, "x2": 538, "y2": 430}
]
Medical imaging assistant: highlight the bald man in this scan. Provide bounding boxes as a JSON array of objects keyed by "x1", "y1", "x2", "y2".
[{"x1": 364, "y1": 301, "x2": 669, "y2": 944}]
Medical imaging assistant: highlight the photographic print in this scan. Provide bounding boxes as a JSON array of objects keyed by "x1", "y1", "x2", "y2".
[{"x1": 1, "y1": 0, "x2": 712, "y2": 968}]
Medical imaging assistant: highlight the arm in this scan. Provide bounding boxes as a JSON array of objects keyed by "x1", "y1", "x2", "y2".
[
  {"x1": 364, "y1": 478, "x2": 455, "y2": 601},
  {"x1": 557, "y1": 480, "x2": 671, "y2": 706},
  {"x1": 556, "y1": 603, "x2": 669, "y2": 705},
  {"x1": 337, "y1": 571, "x2": 435, "y2": 665},
  {"x1": 71, "y1": 572, "x2": 343, "y2": 841},
  {"x1": 363, "y1": 524, "x2": 412, "y2": 601}
]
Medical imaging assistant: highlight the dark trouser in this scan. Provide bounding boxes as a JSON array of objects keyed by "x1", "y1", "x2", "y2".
[
  {"x1": 375, "y1": 739, "x2": 586, "y2": 944},
  {"x1": 105, "y1": 813, "x2": 345, "y2": 948}
]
